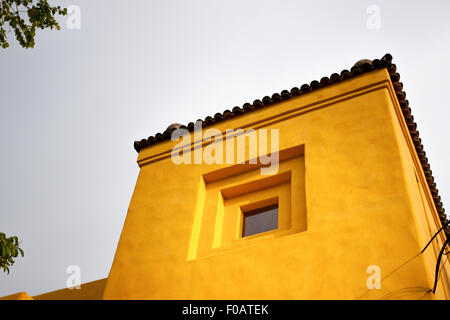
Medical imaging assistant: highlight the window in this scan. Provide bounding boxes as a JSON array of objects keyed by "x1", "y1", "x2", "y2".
[
  {"x1": 242, "y1": 204, "x2": 278, "y2": 237},
  {"x1": 187, "y1": 145, "x2": 306, "y2": 260}
]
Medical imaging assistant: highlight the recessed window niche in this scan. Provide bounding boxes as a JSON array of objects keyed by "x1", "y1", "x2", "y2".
[{"x1": 187, "y1": 145, "x2": 306, "y2": 260}]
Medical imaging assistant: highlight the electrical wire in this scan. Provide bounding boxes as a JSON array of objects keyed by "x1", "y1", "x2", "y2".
[
  {"x1": 432, "y1": 239, "x2": 450, "y2": 294},
  {"x1": 438, "y1": 256, "x2": 449, "y2": 277},
  {"x1": 421, "y1": 220, "x2": 450, "y2": 254},
  {"x1": 420, "y1": 220, "x2": 450, "y2": 294}
]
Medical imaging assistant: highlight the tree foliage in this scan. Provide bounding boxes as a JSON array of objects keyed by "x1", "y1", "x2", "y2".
[
  {"x1": 0, "y1": 0, "x2": 67, "y2": 49},
  {"x1": 0, "y1": 232, "x2": 24, "y2": 274}
]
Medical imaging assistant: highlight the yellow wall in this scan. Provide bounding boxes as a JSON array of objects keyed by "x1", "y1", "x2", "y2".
[
  {"x1": 0, "y1": 292, "x2": 33, "y2": 300},
  {"x1": 103, "y1": 68, "x2": 449, "y2": 299},
  {"x1": 33, "y1": 278, "x2": 107, "y2": 300}
]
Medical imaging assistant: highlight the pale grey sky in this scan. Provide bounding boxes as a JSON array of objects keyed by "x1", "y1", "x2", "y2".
[{"x1": 1, "y1": 0, "x2": 449, "y2": 296}]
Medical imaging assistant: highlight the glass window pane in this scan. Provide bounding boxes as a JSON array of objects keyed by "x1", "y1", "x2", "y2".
[{"x1": 242, "y1": 204, "x2": 278, "y2": 237}]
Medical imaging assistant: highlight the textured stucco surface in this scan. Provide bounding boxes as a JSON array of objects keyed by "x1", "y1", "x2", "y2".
[{"x1": 103, "y1": 70, "x2": 449, "y2": 299}]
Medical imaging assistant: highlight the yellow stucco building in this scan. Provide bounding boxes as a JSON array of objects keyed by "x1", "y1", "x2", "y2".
[{"x1": 3, "y1": 54, "x2": 449, "y2": 300}]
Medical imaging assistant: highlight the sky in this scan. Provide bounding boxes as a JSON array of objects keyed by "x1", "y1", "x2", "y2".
[{"x1": 1, "y1": 0, "x2": 450, "y2": 296}]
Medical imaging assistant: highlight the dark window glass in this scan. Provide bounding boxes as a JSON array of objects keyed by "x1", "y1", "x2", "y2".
[{"x1": 242, "y1": 204, "x2": 278, "y2": 237}]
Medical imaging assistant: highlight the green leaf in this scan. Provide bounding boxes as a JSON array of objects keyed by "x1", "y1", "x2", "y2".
[
  {"x1": 0, "y1": 232, "x2": 24, "y2": 273},
  {"x1": 0, "y1": 0, "x2": 67, "y2": 49}
]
